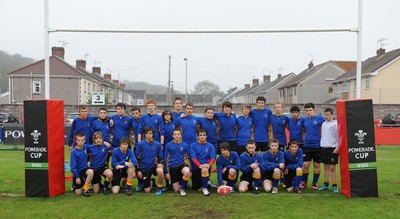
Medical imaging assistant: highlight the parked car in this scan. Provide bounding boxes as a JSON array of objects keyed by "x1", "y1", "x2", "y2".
[
  {"x1": 373, "y1": 115, "x2": 382, "y2": 127},
  {"x1": 0, "y1": 112, "x2": 20, "y2": 124},
  {"x1": 382, "y1": 113, "x2": 400, "y2": 126},
  {"x1": 65, "y1": 112, "x2": 79, "y2": 124}
]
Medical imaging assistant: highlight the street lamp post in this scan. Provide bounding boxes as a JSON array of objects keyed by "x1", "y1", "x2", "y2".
[{"x1": 184, "y1": 58, "x2": 188, "y2": 103}]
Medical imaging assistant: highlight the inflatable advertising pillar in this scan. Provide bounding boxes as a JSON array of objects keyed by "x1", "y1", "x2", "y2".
[
  {"x1": 24, "y1": 100, "x2": 65, "y2": 197},
  {"x1": 336, "y1": 99, "x2": 378, "y2": 197}
]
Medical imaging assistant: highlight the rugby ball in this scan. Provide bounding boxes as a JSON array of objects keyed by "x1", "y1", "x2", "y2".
[{"x1": 217, "y1": 185, "x2": 233, "y2": 195}]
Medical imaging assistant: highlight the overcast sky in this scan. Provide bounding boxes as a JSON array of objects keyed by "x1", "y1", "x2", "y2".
[{"x1": 2, "y1": 0, "x2": 400, "y2": 92}]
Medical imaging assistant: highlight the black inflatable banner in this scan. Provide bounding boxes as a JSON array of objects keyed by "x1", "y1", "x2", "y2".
[{"x1": 337, "y1": 99, "x2": 378, "y2": 197}]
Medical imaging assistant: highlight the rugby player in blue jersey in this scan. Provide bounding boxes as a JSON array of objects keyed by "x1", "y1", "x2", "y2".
[
  {"x1": 216, "y1": 142, "x2": 241, "y2": 190},
  {"x1": 164, "y1": 129, "x2": 191, "y2": 196},
  {"x1": 250, "y1": 96, "x2": 272, "y2": 152},
  {"x1": 300, "y1": 103, "x2": 325, "y2": 190},
  {"x1": 236, "y1": 104, "x2": 253, "y2": 155},
  {"x1": 190, "y1": 129, "x2": 216, "y2": 196},
  {"x1": 261, "y1": 138, "x2": 284, "y2": 194},
  {"x1": 238, "y1": 140, "x2": 263, "y2": 194},
  {"x1": 135, "y1": 126, "x2": 165, "y2": 195},
  {"x1": 138, "y1": 99, "x2": 164, "y2": 145},
  {"x1": 70, "y1": 133, "x2": 94, "y2": 196},
  {"x1": 284, "y1": 139, "x2": 303, "y2": 194},
  {"x1": 111, "y1": 138, "x2": 138, "y2": 195}
]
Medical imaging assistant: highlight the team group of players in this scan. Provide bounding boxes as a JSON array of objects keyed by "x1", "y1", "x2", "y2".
[{"x1": 68, "y1": 96, "x2": 339, "y2": 197}]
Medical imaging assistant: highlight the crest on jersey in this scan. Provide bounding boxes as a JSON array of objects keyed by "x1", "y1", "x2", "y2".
[
  {"x1": 314, "y1": 120, "x2": 317, "y2": 124},
  {"x1": 180, "y1": 147, "x2": 183, "y2": 151}
]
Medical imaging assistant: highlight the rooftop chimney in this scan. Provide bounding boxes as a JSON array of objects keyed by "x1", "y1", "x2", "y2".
[
  {"x1": 376, "y1": 48, "x2": 386, "y2": 57},
  {"x1": 120, "y1": 83, "x2": 126, "y2": 90},
  {"x1": 104, "y1": 73, "x2": 112, "y2": 80},
  {"x1": 244, "y1": 84, "x2": 250, "y2": 88},
  {"x1": 112, "y1": 79, "x2": 119, "y2": 84},
  {"x1": 263, "y1": 75, "x2": 271, "y2": 83},
  {"x1": 51, "y1": 47, "x2": 65, "y2": 59},
  {"x1": 252, "y1": 79, "x2": 259, "y2": 86},
  {"x1": 278, "y1": 74, "x2": 282, "y2": 78},
  {"x1": 92, "y1": 67, "x2": 101, "y2": 74},
  {"x1": 76, "y1": 59, "x2": 86, "y2": 70},
  {"x1": 308, "y1": 61, "x2": 314, "y2": 69}
]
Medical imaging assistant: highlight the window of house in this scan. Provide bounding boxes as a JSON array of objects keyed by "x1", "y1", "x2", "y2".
[
  {"x1": 280, "y1": 90, "x2": 282, "y2": 98},
  {"x1": 365, "y1": 77, "x2": 370, "y2": 89},
  {"x1": 294, "y1": 86, "x2": 297, "y2": 95},
  {"x1": 84, "y1": 81, "x2": 86, "y2": 93},
  {"x1": 33, "y1": 81, "x2": 41, "y2": 94},
  {"x1": 343, "y1": 81, "x2": 349, "y2": 92},
  {"x1": 334, "y1": 84, "x2": 339, "y2": 94},
  {"x1": 283, "y1": 89, "x2": 286, "y2": 97}
]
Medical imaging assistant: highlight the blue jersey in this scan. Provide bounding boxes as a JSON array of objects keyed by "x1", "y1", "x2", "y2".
[
  {"x1": 87, "y1": 144, "x2": 108, "y2": 168},
  {"x1": 111, "y1": 114, "x2": 132, "y2": 148},
  {"x1": 112, "y1": 147, "x2": 138, "y2": 169},
  {"x1": 214, "y1": 112, "x2": 236, "y2": 141},
  {"x1": 135, "y1": 140, "x2": 163, "y2": 171},
  {"x1": 70, "y1": 145, "x2": 89, "y2": 179},
  {"x1": 216, "y1": 151, "x2": 241, "y2": 185},
  {"x1": 163, "y1": 122, "x2": 176, "y2": 145},
  {"x1": 91, "y1": 118, "x2": 111, "y2": 144},
  {"x1": 240, "y1": 152, "x2": 263, "y2": 173},
  {"x1": 269, "y1": 114, "x2": 289, "y2": 146},
  {"x1": 250, "y1": 108, "x2": 272, "y2": 142},
  {"x1": 190, "y1": 141, "x2": 216, "y2": 169},
  {"x1": 261, "y1": 150, "x2": 284, "y2": 172},
  {"x1": 284, "y1": 148, "x2": 303, "y2": 170},
  {"x1": 288, "y1": 117, "x2": 304, "y2": 143},
  {"x1": 131, "y1": 117, "x2": 141, "y2": 145},
  {"x1": 236, "y1": 115, "x2": 253, "y2": 146},
  {"x1": 138, "y1": 113, "x2": 164, "y2": 142},
  {"x1": 197, "y1": 117, "x2": 218, "y2": 147},
  {"x1": 68, "y1": 116, "x2": 97, "y2": 146},
  {"x1": 172, "y1": 111, "x2": 185, "y2": 124},
  {"x1": 303, "y1": 115, "x2": 325, "y2": 148},
  {"x1": 163, "y1": 141, "x2": 189, "y2": 174},
  {"x1": 176, "y1": 115, "x2": 198, "y2": 147}
]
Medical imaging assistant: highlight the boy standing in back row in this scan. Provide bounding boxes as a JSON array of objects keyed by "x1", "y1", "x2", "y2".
[{"x1": 318, "y1": 108, "x2": 339, "y2": 193}]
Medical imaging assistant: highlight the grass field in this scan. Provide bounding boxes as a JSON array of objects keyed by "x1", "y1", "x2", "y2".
[{"x1": 1, "y1": 146, "x2": 400, "y2": 218}]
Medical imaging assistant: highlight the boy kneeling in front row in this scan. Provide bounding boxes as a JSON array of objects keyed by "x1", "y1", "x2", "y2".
[
  {"x1": 111, "y1": 138, "x2": 138, "y2": 195},
  {"x1": 284, "y1": 139, "x2": 303, "y2": 194},
  {"x1": 70, "y1": 133, "x2": 94, "y2": 197}
]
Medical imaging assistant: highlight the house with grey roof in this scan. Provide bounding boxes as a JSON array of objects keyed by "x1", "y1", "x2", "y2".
[
  {"x1": 7, "y1": 47, "x2": 128, "y2": 105},
  {"x1": 251, "y1": 73, "x2": 295, "y2": 104},
  {"x1": 278, "y1": 60, "x2": 356, "y2": 104},
  {"x1": 332, "y1": 48, "x2": 400, "y2": 104}
]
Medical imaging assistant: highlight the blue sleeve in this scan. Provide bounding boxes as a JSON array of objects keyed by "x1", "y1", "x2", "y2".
[
  {"x1": 128, "y1": 149, "x2": 138, "y2": 166},
  {"x1": 278, "y1": 152, "x2": 285, "y2": 166},
  {"x1": 134, "y1": 142, "x2": 141, "y2": 158},
  {"x1": 240, "y1": 155, "x2": 251, "y2": 173},
  {"x1": 137, "y1": 117, "x2": 144, "y2": 136},
  {"x1": 190, "y1": 144, "x2": 197, "y2": 161},
  {"x1": 157, "y1": 143, "x2": 164, "y2": 162},
  {"x1": 159, "y1": 117, "x2": 165, "y2": 137},
  {"x1": 259, "y1": 153, "x2": 268, "y2": 172},
  {"x1": 227, "y1": 152, "x2": 241, "y2": 171},
  {"x1": 163, "y1": 144, "x2": 170, "y2": 174},
  {"x1": 70, "y1": 151, "x2": 79, "y2": 179},
  {"x1": 67, "y1": 120, "x2": 76, "y2": 146},
  {"x1": 216, "y1": 157, "x2": 224, "y2": 185},
  {"x1": 296, "y1": 149, "x2": 304, "y2": 168},
  {"x1": 209, "y1": 144, "x2": 216, "y2": 160}
]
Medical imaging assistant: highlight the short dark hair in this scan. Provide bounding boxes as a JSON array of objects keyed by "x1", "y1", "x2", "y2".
[
  {"x1": 116, "y1": 102, "x2": 126, "y2": 110},
  {"x1": 98, "y1": 107, "x2": 107, "y2": 113},
  {"x1": 219, "y1": 142, "x2": 230, "y2": 151},
  {"x1": 204, "y1": 107, "x2": 214, "y2": 113},
  {"x1": 256, "y1": 96, "x2": 266, "y2": 103},
  {"x1": 270, "y1": 138, "x2": 279, "y2": 145},
  {"x1": 174, "y1": 97, "x2": 182, "y2": 104},
  {"x1": 304, "y1": 103, "x2": 315, "y2": 109},
  {"x1": 222, "y1": 101, "x2": 232, "y2": 109},
  {"x1": 197, "y1": 128, "x2": 207, "y2": 135},
  {"x1": 74, "y1": 133, "x2": 86, "y2": 140},
  {"x1": 246, "y1": 140, "x2": 255, "y2": 145},
  {"x1": 143, "y1": 126, "x2": 155, "y2": 135},
  {"x1": 185, "y1": 103, "x2": 194, "y2": 108},
  {"x1": 324, "y1": 108, "x2": 333, "y2": 114},
  {"x1": 131, "y1": 107, "x2": 141, "y2": 112},
  {"x1": 290, "y1": 106, "x2": 300, "y2": 113},
  {"x1": 288, "y1": 138, "x2": 298, "y2": 146},
  {"x1": 120, "y1": 138, "x2": 130, "y2": 145}
]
